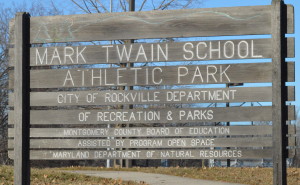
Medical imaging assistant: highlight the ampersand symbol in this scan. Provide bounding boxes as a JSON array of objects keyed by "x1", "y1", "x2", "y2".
[{"x1": 167, "y1": 111, "x2": 173, "y2": 120}]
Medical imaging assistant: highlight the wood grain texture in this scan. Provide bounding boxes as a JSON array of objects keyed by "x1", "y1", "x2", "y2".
[
  {"x1": 8, "y1": 38, "x2": 295, "y2": 66},
  {"x1": 8, "y1": 62, "x2": 295, "y2": 89},
  {"x1": 286, "y1": 5, "x2": 294, "y2": 34},
  {"x1": 8, "y1": 149, "x2": 273, "y2": 160},
  {"x1": 286, "y1": 37, "x2": 295, "y2": 58},
  {"x1": 8, "y1": 6, "x2": 276, "y2": 44},
  {"x1": 272, "y1": 1, "x2": 287, "y2": 185},
  {"x1": 9, "y1": 19, "x2": 15, "y2": 46},
  {"x1": 8, "y1": 106, "x2": 295, "y2": 125},
  {"x1": 8, "y1": 137, "x2": 274, "y2": 149},
  {"x1": 13, "y1": 12, "x2": 30, "y2": 185}
]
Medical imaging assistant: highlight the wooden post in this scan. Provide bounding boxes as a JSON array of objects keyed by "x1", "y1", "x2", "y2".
[
  {"x1": 226, "y1": 83, "x2": 230, "y2": 167},
  {"x1": 272, "y1": 0, "x2": 288, "y2": 185},
  {"x1": 125, "y1": 0, "x2": 135, "y2": 168},
  {"x1": 226, "y1": 83, "x2": 242, "y2": 167},
  {"x1": 14, "y1": 12, "x2": 30, "y2": 185}
]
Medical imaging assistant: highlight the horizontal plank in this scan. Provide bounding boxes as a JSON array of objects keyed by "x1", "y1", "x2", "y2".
[
  {"x1": 9, "y1": 5, "x2": 295, "y2": 44},
  {"x1": 286, "y1": 37, "x2": 295, "y2": 58},
  {"x1": 9, "y1": 6, "x2": 277, "y2": 44},
  {"x1": 8, "y1": 149, "x2": 273, "y2": 160},
  {"x1": 7, "y1": 87, "x2": 295, "y2": 106},
  {"x1": 7, "y1": 125, "x2": 296, "y2": 138},
  {"x1": 8, "y1": 62, "x2": 295, "y2": 89},
  {"x1": 8, "y1": 38, "x2": 295, "y2": 66},
  {"x1": 8, "y1": 106, "x2": 295, "y2": 125},
  {"x1": 8, "y1": 137, "x2": 274, "y2": 149},
  {"x1": 7, "y1": 126, "x2": 275, "y2": 138},
  {"x1": 9, "y1": 19, "x2": 14, "y2": 45},
  {"x1": 286, "y1": 5, "x2": 294, "y2": 34}
]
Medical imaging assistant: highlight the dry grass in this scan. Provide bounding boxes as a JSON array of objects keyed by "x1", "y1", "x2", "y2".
[
  {"x1": 61, "y1": 166, "x2": 300, "y2": 185},
  {"x1": 1, "y1": 165, "x2": 299, "y2": 185},
  {"x1": 0, "y1": 165, "x2": 147, "y2": 185}
]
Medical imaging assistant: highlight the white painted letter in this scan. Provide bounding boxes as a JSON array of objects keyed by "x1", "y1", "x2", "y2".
[
  {"x1": 192, "y1": 66, "x2": 204, "y2": 83},
  {"x1": 220, "y1": 65, "x2": 231, "y2": 82},
  {"x1": 178, "y1": 67, "x2": 188, "y2": 83},
  {"x1": 224, "y1": 41, "x2": 235, "y2": 59},
  {"x1": 152, "y1": 67, "x2": 163, "y2": 85},
  {"x1": 136, "y1": 45, "x2": 147, "y2": 61},
  {"x1": 238, "y1": 41, "x2": 249, "y2": 58},
  {"x1": 251, "y1": 40, "x2": 263, "y2": 58},
  {"x1": 102, "y1": 45, "x2": 113, "y2": 63},
  {"x1": 36, "y1": 48, "x2": 47, "y2": 65},
  {"x1": 117, "y1": 68, "x2": 127, "y2": 85},
  {"x1": 64, "y1": 47, "x2": 75, "y2": 64},
  {"x1": 63, "y1": 70, "x2": 75, "y2": 86},
  {"x1": 157, "y1": 44, "x2": 168, "y2": 61},
  {"x1": 210, "y1": 41, "x2": 221, "y2": 59},
  {"x1": 116, "y1": 45, "x2": 132, "y2": 62},
  {"x1": 196, "y1": 42, "x2": 207, "y2": 59},
  {"x1": 50, "y1": 48, "x2": 62, "y2": 64},
  {"x1": 77, "y1": 46, "x2": 87, "y2": 63},
  {"x1": 207, "y1": 65, "x2": 218, "y2": 83},
  {"x1": 92, "y1": 69, "x2": 102, "y2": 86},
  {"x1": 183, "y1": 42, "x2": 194, "y2": 60}
]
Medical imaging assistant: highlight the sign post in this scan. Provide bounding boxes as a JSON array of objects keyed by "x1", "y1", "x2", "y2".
[
  {"x1": 125, "y1": 0, "x2": 135, "y2": 168},
  {"x1": 272, "y1": 0, "x2": 288, "y2": 184},
  {"x1": 13, "y1": 12, "x2": 30, "y2": 185}
]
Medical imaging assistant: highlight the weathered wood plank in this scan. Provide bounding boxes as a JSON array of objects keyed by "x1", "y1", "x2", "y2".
[
  {"x1": 8, "y1": 38, "x2": 295, "y2": 66},
  {"x1": 287, "y1": 61, "x2": 295, "y2": 81},
  {"x1": 8, "y1": 86, "x2": 295, "y2": 106},
  {"x1": 9, "y1": 18, "x2": 15, "y2": 46},
  {"x1": 7, "y1": 126, "x2": 274, "y2": 138},
  {"x1": 289, "y1": 149, "x2": 296, "y2": 158},
  {"x1": 7, "y1": 125, "x2": 297, "y2": 138},
  {"x1": 9, "y1": 5, "x2": 295, "y2": 44},
  {"x1": 8, "y1": 106, "x2": 295, "y2": 125},
  {"x1": 286, "y1": 37, "x2": 295, "y2": 58},
  {"x1": 8, "y1": 149, "x2": 273, "y2": 160},
  {"x1": 9, "y1": 6, "x2": 276, "y2": 44},
  {"x1": 286, "y1": 5, "x2": 294, "y2": 34},
  {"x1": 8, "y1": 62, "x2": 295, "y2": 89},
  {"x1": 8, "y1": 137, "x2": 274, "y2": 149}
]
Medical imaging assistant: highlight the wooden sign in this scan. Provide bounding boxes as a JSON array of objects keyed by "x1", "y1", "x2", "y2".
[{"x1": 9, "y1": 1, "x2": 295, "y2": 185}]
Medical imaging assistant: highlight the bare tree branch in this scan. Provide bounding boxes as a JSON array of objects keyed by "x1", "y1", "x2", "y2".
[
  {"x1": 89, "y1": 0, "x2": 101, "y2": 13},
  {"x1": 160, "y1": 0, "x2": 176, "y2": 10},
  {"x1": 156, "y1": 0, "x2": 167, "y2": 10},
  {"x1": 95, "y1": 0, "x2": 109, "y2": 13},
  {"x1": 139, "y1": 0, "x2": 148, "y2": 11},
  {"x1": 83, "y1": 0, "x2": 92, "y2": 13},
  {"x1": 119, "y1": 0, "x2": 127, "y2": 12},
  {"x1": 70, "y1": 0, "x2": 203, "y2": 14},
  {"x1": 183, "y1": 0, "x2": 193, "y2": 8},
  {"x1": 71, "y1": 0, "x2": 90, "y2": 13}
]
